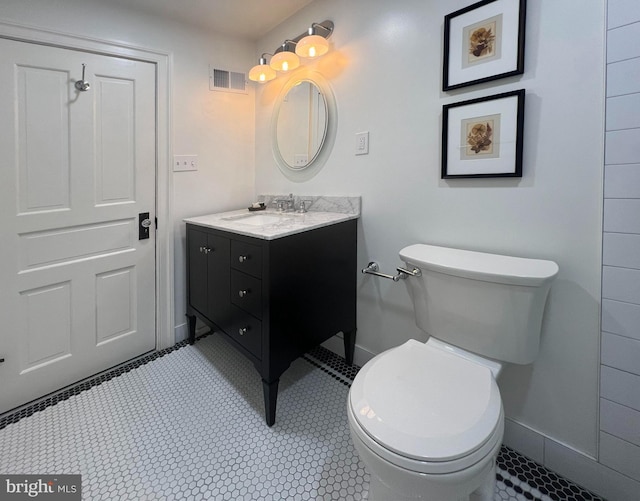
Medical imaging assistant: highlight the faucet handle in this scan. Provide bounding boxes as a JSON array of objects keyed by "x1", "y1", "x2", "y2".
[{"x1": 297, "y1": 199, "x2": 314, "y2": 213}]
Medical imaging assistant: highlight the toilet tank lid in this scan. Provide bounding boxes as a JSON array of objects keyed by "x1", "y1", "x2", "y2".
[{"x1": 399, "y1": 244, "x2": 559, "y2": 286}]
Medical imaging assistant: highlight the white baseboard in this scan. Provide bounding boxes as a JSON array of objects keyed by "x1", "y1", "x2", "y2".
[
  {"x1": 503, "y1": 418, "x2": 545, "y2": 463},
  {"x1": 174, "y1": 322, "x2": 188, "y2": 343},
  {"x1": 173, "y1": 321, "x2": 210, "y2": 344},
  {"x1": 504, "y1": 418, "x2": 640, "y2": 500}
]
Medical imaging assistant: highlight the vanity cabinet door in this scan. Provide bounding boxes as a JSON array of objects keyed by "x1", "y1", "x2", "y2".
[
  {"x1": 206, "y1": 234, "x2": 231, "y2": 330},
  {"x1": 188, "y1": 228, "x2": 209, "y2": 318},
  {"x1": 187, "y1": 226, "x2": 231, "y2": 330}
]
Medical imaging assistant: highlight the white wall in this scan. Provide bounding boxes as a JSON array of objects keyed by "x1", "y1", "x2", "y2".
[
  {"x1": 255, "y1": 0, "x2": 605, "y2": 458},
  {"x1": 0, "y1": 0, "x2": 257, "y2": 340}
]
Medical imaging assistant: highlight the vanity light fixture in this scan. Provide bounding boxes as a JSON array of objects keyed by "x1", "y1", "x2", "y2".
[
  {"x1": 250, "y1": 20, "x2": 334, "y2": 83},
  {"x1": 270, "y1": 41, "x2": 300, "y2": 72},
  {"x1": 248, "y1": 53, "x2": 276, "y2": 82},
  {"x1": 295, "y1": 22, "x2": 332, "y2": 59}
]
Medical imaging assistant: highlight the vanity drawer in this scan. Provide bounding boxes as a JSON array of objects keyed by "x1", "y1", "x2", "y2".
[
  {"x1": 229, "y1": 305, "x2": 262, "y2": 359},
  {"x1": 231, "y1": 240, "x2": 262, "y2": 278},
  {"x1": 231, "y1": 269, "x2": 262, "y2": 319}
]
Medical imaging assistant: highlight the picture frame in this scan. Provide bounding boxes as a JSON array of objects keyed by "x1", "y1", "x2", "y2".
[
  {"x1": 441, "y1": 89, "x2": 525, "y2": 179},
  {"x1": 443, "y1": 0, "x2": 526, "y2": 91}
]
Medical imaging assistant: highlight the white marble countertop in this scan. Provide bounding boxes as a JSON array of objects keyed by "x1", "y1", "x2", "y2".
[{"x1": 184, "y1": 208, "x2": 359, "y2": 240}]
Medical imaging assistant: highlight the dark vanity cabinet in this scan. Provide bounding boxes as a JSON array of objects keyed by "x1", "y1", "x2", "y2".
[{"x1": 186, "y1": 219, "x2": 357, "y2": 426}]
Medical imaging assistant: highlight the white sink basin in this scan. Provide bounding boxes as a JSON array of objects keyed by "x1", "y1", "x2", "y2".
[{"x1": 222, "y1": 213, "x2": 287, "y2": 226}]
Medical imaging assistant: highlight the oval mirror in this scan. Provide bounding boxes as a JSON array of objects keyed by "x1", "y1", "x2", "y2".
[
  {"x1": 276, "y1": 80, "x2": 326, "y2": 170},
  {"x1": 271, "y1": 73, "x2": 337, "y2": 181}
]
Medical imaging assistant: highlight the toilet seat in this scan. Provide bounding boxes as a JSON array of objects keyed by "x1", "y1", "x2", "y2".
[{"x1": 348, "y1": 339, "x2": 503, "y2": 473}]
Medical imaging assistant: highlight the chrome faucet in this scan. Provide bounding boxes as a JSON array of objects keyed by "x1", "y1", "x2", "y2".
[{"x1": 274, "y1": 193, "x2": 295, "y2": 212}]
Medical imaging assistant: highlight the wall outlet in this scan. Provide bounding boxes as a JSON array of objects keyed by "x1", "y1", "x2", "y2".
[
  {"x1": 173, "y1": 155, "x2": 198, "y2": 172},
  {"x1": 356, "y1": 131, "x2": 369, "y2": 155}
]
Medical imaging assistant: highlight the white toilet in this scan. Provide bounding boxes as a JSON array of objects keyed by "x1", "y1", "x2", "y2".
[{"x1": 348, "y1": 244, "x2": 558, "y2": 501}]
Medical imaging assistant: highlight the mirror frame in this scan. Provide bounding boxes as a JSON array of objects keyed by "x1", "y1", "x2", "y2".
[{"x1": 271, "y1": 71, "x2": 337, "y2": 182}]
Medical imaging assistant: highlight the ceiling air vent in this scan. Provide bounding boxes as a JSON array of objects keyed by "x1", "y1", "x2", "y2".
[{"x1": 209, "y1": 66, "x2": 247, "y2": 94}]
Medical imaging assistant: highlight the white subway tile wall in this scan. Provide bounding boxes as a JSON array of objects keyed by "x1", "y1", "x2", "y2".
[
  {"x1": 601, "y1": 0, "x2": 640, "y2": 484},
  {"x1": 607, "y1": 0, "x2": 640, "y2": 29}
]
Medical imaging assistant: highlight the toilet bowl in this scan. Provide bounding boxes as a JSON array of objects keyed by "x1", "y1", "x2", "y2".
[
  {"x1": 349, "y1": 243, "x2": 558, "y2": 500},
  {"x1": 348, "y1": 338, "x2": 504, "y2": 501}
]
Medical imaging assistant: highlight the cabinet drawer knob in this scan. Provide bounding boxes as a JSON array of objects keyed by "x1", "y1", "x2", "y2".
[
  {"x1": 199, "y1": 246, "x2": 213, "y2": 254},
  {"x1": 238, "y1": 289, "x2": 250, "y2": 298},
  {"x1": 239, "y1": 327, "x2": 248, "y2": 336},
  {"x1": 238, "y1": 255, "x2": 250, "y2": 263}
]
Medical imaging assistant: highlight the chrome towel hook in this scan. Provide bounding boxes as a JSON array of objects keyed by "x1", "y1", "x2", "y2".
[{"x1": 75, "y1": 63, "x2": 91, "y2": 92}]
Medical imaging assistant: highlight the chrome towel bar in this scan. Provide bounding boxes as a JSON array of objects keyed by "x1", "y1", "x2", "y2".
[{"x1": 361, "y1": 261, "x2": 421, "y2": 282}]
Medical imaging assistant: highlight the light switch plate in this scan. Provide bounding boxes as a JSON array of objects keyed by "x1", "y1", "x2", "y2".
[{"x1": 173, "y1": 155, "x2": 198, "y2": 172}]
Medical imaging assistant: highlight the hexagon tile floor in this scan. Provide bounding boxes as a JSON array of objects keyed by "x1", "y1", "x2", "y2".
[{"x1": 0, "y1": 333, "x2": 604, "y2": 501}]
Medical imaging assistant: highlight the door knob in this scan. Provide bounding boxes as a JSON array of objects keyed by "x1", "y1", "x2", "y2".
[
  {"x1": 139, "y1": 212, "x2": 151, "y2": 240},
  {"x1": 238, "y1": 289, "x2": 250, "y2": 298},
  {"x1": 239, "y1": 327, "x2": 248, "y2": 336}
]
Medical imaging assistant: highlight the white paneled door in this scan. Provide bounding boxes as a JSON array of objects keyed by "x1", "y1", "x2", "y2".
[{"x1": 0, "y1": 38, "x2": 157, "y2": 414}]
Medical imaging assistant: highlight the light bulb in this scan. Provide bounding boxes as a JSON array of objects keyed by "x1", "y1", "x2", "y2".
[
  {"x1": 249, "y1": 56, "x2": 276, "y2": 83},
  {"x1": 269, "y1": 49, "x2": 300, "y2": 73},
  {"x1": 295, "y1": 34, "x2": 329, "y2": 59}
]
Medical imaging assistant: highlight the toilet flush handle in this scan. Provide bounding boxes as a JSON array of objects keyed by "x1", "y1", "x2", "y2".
[{"x1": 396, "y1": 266, "x2": 422, "y2": 279}]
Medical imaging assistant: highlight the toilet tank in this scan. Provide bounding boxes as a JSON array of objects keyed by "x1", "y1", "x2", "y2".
[{"x1": 399, "y1": 244, "x2": 559, "y2": 364}]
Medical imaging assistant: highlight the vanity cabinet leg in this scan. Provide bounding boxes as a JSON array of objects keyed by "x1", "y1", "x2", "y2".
[
  {"x1": 187, "y1": 314, "x2": 197, "y2": 345},
  {"x1": 344, "y1": 329, "x2": 356, "y2": 366},
  {"x1": 262, "y1": 378, "x2": 279, "y2": 427}
]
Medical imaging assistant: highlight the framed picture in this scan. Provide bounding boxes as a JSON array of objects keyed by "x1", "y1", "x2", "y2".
[
  {"x1": 442, "y1": 89, "x2": 525, "y2": 179},
  {"x1": 443, "y1": 0, "x2": 526, "y2": 91}
]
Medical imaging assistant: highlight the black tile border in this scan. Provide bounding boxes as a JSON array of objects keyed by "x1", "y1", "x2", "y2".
[
  {"x1": 303, "y1": 344, "x2": 359, "y2": 388},
  {"x1": 306, "y1": 344, "x2": 361, "y2": 381},
  {"x1": 497, "y1": 471, "x2": 541, "y2": 501},
  {"x1": 0, "y1": 334, "x2": 607, "y2": 501},
  {"x1": 497, "y1": 445, "x2": 605, "y2": 501}
]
